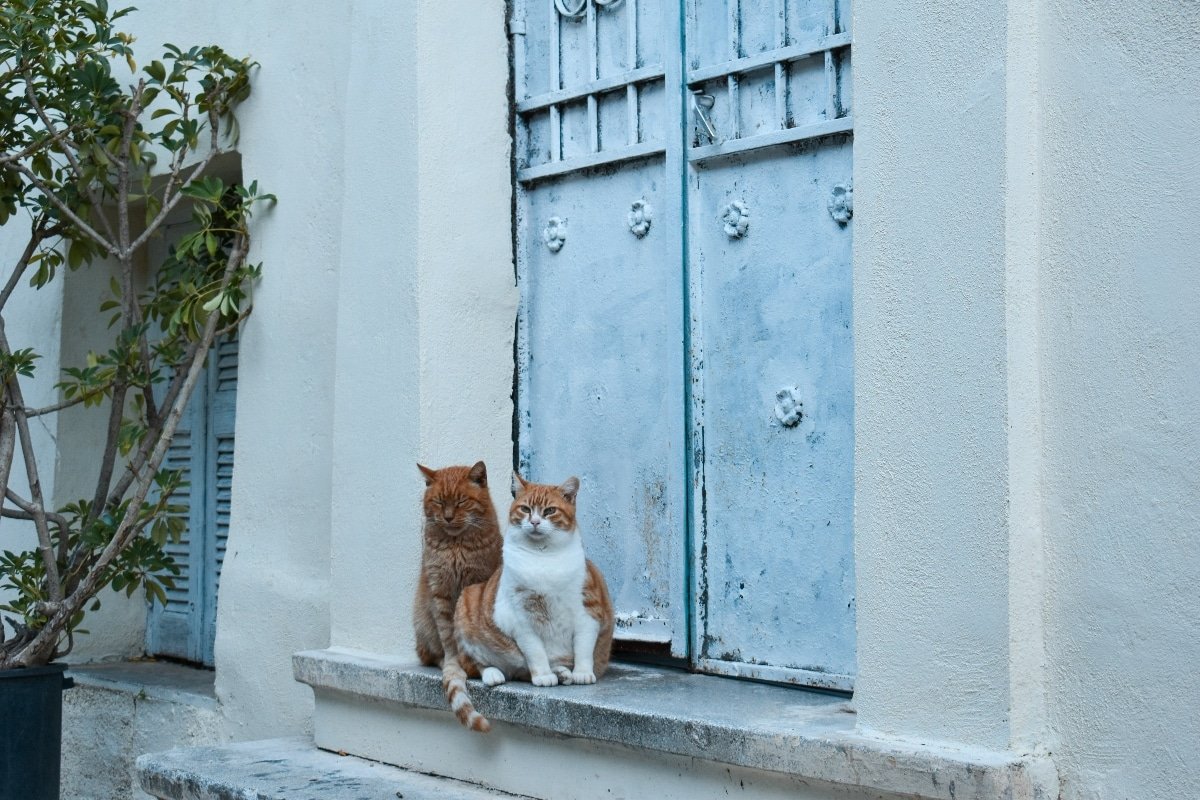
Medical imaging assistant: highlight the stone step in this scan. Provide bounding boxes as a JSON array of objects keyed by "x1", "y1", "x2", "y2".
[{"x1": 136, "y1": 736, "x2": 528, "y2": 800}]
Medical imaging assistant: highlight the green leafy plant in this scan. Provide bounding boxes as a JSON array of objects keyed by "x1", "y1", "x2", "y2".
[{"x1": 0, "y1": 0, "x2": 272, "y2": 668}]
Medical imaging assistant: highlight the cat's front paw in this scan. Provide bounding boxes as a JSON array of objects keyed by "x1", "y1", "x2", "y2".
[
  {"x1": 570, "y1": 670, "x2": 597, "y2": 685},
  {"x1": 531, "y1": 672, "x2": 559, "y2": 687},
  {"x1": 481, "y1": 667, "x2": 506, "y2": 687},
  {"x1": 552, "y1": 666, "x2": 574, "y2": 685}
]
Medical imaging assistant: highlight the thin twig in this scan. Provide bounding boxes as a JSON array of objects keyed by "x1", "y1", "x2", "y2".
[
  {"x1": 0, "y1": 122, "x2": 80, "y2": 165},
  {"x1": 127, "y1": 105, "x2": 222, "y2": 256},
  {"x1": 213, "y1": 305, "x2": 251, "y2": 338},
  {"x1": 23, "y1": 386, "x2": 107, "y2": 418}
]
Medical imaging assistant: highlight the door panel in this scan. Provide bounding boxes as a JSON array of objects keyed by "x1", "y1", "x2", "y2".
[
  {"x1": 514, "y1": 0, "x2": 854, "y2": 686},
  {"x1": 515, "y1": 0, "x2": 688, "y2": 653},
  {"x1": 685, "y1": 0, "x2": 855, "y2": 690},
  {"x1": 522, "y1": 160, "x2": 685, "y2": 647},
  {"x1": 689, "y1": 140, "x2": 855, "y2": 688}
]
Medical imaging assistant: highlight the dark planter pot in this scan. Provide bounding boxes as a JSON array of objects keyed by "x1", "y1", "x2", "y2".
[{"x1": 0, "y1": 663, "x2": 74, "y2": 800}]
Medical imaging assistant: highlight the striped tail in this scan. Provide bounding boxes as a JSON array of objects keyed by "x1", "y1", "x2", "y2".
[{"x1": 442, "y1": 658, "x2": 491, "y2": 733}]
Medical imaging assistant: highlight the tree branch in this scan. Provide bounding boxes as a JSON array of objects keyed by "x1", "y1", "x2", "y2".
[
  {"x1": 3, "y1": 489, "x2": 70, "y2": 534},
  {"x1": 21, "y1": 69, "x2": 118, "y2": 245},
  {"x1": 0, "y1": 406, "x2": 15, "y2": 533},
  {"x1": 1, "y1": 161, "x2": 116, "y2": 256},
  {"x1": 0, "y1": 322, "x2": 63, "y2": 603},
  {"x1": 104, "y1": 343, "x2": 195, "y2": 511}
]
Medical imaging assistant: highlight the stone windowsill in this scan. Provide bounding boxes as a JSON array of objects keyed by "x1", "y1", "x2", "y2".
[
  {"x1": 68, "y1": 659, "x2": 217, "y2": 710},
  {"x1": 293, "y1": 647, "x2": 1056, "y2": 800}
]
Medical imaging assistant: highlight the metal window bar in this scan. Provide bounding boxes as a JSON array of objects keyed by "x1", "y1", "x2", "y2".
[
  {"x1": 550, "y1": 0, "x2": 562, "y2": 162},
  {"x1": 685, "y1": 31, "x2": 851, "y2": 83},
  {"x1": 587, "y1": 0, "x2": 599, "y2": 152},
  {"x1": 774, "y1": 0, "x2": 787, "y2": 128},
  {"x1": 726, "y1": 0, "x2": 740, "y2": 140},
  {"x1": 518, "y1": 65, "x2": 665, "y2": 113},
  {"x1": 626, "y1": 0, "x2": 638, "y2": 146},
  {"x1": 824, "y1": 2, "x2": 837, "y2": 119}
]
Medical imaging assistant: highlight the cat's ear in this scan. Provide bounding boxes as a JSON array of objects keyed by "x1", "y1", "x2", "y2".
[
  {"x1": 559, "y1": 476, "x2": 580, "y2": 504},
  {"x1": 468, "y1": 461, "x2": 488, "y2": 487},
  {"x1": 511, "y1": 471, "x2": 529, "y2": 496},
  {"x1": 417, "y1": 463, "x2": 438, "y2": 486}
]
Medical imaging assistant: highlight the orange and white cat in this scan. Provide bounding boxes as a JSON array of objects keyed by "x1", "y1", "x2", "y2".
[{"x1": 447, "y1": 473, "x2": 614, "y2": 731}]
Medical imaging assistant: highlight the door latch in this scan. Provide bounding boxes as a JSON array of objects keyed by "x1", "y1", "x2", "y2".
[{"x1": 692, "y1": 90, "x2": 719, "y2": 144}]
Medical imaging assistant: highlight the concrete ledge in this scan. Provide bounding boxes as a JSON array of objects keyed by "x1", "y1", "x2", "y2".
[
  {"x1": 137, "y1": 736, "x2": 527, "y2": 799},
  {"x1": 294, "y1": 647, "x2": 1058, "y2": 800},
  {"x1": 68, "y1": 659, "x2": 217, "y2": 710}
]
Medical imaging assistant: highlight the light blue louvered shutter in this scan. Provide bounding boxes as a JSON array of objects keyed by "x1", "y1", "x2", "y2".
[
  {"x1": 200, "y1": 334, "x2": 237, "y2": 666},
  {"x1": 145, "y1": 333, "x2": 238, "y2": 666},
  {"x1": 144, "y1": 372, "x2": 208, "y2": 662}
]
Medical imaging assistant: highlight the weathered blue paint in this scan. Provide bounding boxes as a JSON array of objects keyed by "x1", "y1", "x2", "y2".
[
  {"x1": 515, "y1": 0, "x2": 688, "y2": 654},
  {"x1": 145, "y1": 334, "x2": 238, "y2": 667},
  {"x1": 144, "y1": 383, "x2": 206, "y2": 662},
  {"x1": 514, "y1": 0, "x2": 853, "y2": 688}
]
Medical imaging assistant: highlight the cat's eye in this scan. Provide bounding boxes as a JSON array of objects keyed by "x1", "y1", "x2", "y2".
[
  {"x1": 517, "y1": 505, "x2": 531, "y2": 515},
  {"x1": 543, "y1": 507, "x2": 558, "y2": 516}
]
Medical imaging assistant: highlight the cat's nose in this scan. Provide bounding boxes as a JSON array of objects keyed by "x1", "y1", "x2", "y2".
[{"x1": 443, "y1": 511, "x2": 455, "y2": 522}]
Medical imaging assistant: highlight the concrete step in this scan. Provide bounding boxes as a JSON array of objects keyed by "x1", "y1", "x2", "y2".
[{"x1": 136, "y1": 736, "x2": 528, "y2": 800}]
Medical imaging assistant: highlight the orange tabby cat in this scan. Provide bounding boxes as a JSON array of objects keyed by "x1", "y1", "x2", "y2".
[
  {"x1": 412, "y1": 462, "x2": 502, "y2": 731},
  {"x1": 448, "y1": 473, "x2": 614, "y2": 732}
]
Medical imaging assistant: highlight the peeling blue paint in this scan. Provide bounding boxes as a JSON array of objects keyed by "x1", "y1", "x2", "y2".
[{"x1": 513, "y1": 0, "x2": 854, "y2": 688}]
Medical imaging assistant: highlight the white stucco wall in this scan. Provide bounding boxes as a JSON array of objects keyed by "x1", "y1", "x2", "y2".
[
  {"x1": 125, "y1": 0, "x2": 515, "y2": 735},
  {"x1": 853, "y1": 0, "x2": 1015, "y2": 751},
  {"x1": 55, "y1": 254, "x2": 150, "y2": 663},
  {"x1": 1039, "y1": 2, "x2": 1200, "y2": 797},
  {"x1": 327, "y1": 0, "x2": 516, "y2": 656},
  {"x1": 112, "y1": 2, "x2": 349, "y2": 737}
]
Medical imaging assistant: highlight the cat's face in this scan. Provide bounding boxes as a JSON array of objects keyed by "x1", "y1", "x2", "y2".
[
  {"x1": 418, "y1": 461, "x2": 493, "y2": 536},
  {"x1": 508, "y1": 473, "x2": 579, "y2": 546}
]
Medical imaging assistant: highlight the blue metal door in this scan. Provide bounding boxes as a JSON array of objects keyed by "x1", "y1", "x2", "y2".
[{"x1": 514, "y1": 0, "x2": 853, "y2": 688}]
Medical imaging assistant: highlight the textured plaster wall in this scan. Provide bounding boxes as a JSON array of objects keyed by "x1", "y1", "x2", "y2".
[
  {"x1": 852, "y1": 0, "x2": 1014, "y2": 750},
  {"x1": 54, "y1": 253, "x2": 148, "y2": 662},
  {"x1": 1039, "y1": 2, "x2": 1200, "y2": 797},
  {"x1": 62, "y1": 680, "x2": 221, "y2": 800},
  {"x1": 117, "y1": 2, "x2": 350, "y2": 737},
  {"x1": 327, "y1": 0, "x2": 516, "y2": 654}
]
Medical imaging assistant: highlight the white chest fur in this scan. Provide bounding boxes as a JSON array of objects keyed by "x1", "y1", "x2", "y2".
[{"x1": 494, "y1": 532, "x2": 586, "y2": 659}]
